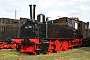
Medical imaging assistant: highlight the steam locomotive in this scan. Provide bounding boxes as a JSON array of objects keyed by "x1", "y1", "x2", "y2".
[{"x1": 8, "y1": 4, "x2": 90, "y2": 54}]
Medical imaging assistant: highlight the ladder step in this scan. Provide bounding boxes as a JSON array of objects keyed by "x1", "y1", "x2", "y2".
[
  {"x1": 37, "y1": 43, "x2": 41, "y2": 44},
  {"x1": 36, "y1": 49, "x2": 41, "y2": 51}
]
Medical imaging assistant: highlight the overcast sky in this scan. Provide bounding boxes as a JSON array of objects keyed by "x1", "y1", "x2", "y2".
[{"x1": 0, "y1": 0, "x2": 90, "y2": 22}]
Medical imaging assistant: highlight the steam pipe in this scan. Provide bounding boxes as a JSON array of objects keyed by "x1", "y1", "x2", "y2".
[{"x1": 29, "y1": 4, "x2": 36, "y2": 22}]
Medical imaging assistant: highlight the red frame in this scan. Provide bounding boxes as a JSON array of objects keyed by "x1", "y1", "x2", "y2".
[{"x1": 9, "y1": 38, "x2": 82, "y2": 54}]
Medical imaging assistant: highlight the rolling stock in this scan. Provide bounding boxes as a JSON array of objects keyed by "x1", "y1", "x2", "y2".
[
  {"x1": 0, "y1": 4, "x2": 90, "y2": 54},
  {"x1": 0, "y1": 18, "x2": 27, "y2": 49}
]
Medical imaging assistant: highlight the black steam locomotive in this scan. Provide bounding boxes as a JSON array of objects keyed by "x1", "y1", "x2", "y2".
[
  {"x1": 7, "y1": 4, "x2": 90, "y2": 54},
  {"x1": 20, "y1": 5, "x2": 89, "y2": 39}
]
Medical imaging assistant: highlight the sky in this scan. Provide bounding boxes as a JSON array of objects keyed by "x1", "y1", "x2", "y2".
[{"x1": 0, "y1": 0, "x2": 90, "y2": 22}]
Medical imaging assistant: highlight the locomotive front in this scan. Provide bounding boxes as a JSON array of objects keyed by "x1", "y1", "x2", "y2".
[
  {"x1": 20, "y1": 20, "x2": 36, "y2": 38},
  {"x1": 20, "y1": 4, "x2": 46, "y2": 39},
  {"x1": 20, "y1": 4, "x2": 36, "y2": 38}
]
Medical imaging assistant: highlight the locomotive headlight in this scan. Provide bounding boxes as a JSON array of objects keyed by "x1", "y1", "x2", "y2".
[
  {"x1": 25, "y1": 25, "x2": 32, "y2": 29},
  {"x1": 28, "y1": 26, "x2": 32, "y2": 28},
  {"x1": 25, "y1": 26, "x2": 28, "y2": 29}
]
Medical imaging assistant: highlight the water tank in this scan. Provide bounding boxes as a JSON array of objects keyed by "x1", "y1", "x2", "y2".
[{"x1": 37, "y1": 14, "x2": 45, "y2": 23}]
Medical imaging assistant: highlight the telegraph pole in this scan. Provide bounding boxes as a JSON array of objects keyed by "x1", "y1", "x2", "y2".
[
  {"x1": 15, "y1": 10, "x2": 17, "y2": 19},
  {"x1": 15, "y1": 7, "x2": 18, "y2": 19}
]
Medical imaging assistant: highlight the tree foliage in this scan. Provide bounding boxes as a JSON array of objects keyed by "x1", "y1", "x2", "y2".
[{"x1": 70, "y1": 17, "x2": 79, "y2": 20}]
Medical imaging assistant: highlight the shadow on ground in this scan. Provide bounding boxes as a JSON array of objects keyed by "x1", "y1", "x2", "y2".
[{"x1": 79, "y1": 47, "x2": 90, "y2": 51}]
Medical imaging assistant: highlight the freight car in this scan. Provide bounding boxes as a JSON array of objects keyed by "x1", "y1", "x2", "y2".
[
  {"x1": 0, "y1": 18, "x2": 19, "y2": 49},
  {"x1": 0, "y1": 18, "x2": 27, "y2": 49},
  {"x1": 8, "y1": 4, "x2": 90, "y2": 54}
]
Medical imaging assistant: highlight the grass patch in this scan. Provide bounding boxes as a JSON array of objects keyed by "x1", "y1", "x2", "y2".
[{"x1": 0, "y1": 47, "x2": 90, "y2": 60}]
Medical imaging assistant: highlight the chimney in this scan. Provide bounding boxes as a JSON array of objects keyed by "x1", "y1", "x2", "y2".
[{"x1": 29, "y1": 4, "x2": 36, "y2": 22}]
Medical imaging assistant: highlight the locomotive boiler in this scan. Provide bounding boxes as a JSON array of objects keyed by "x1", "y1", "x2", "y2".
[{"x1": 8, "y1": 4, "x2": 90, "y2": 54}]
